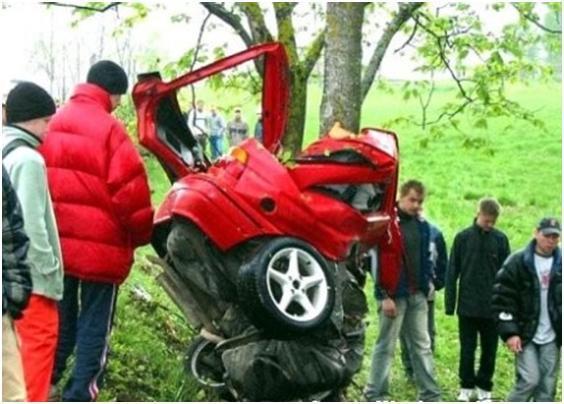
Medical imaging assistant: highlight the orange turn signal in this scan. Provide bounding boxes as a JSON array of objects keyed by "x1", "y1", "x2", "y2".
[{"x1": 230, "y1": 147, "x2": 249, "y2": 165}]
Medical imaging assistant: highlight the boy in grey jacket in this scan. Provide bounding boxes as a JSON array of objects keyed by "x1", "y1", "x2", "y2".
[{"x1": 2, "y1": 82, "x2": 63, "y2": 402}]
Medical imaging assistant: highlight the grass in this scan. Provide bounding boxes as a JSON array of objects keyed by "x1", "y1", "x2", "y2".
[
  {"x1": 347, "y1": 81, "x2": 562, "y2": 401},
  {"x1": 98, "y1": 80, "x2": 561, "y2": 401}
]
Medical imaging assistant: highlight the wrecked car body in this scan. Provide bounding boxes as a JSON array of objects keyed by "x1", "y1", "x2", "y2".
[{"x1": 133, "y1": 42, "x2": 401, "y2": 401}]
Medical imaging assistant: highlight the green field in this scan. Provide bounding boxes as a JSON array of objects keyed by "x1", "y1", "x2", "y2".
[{"x1": 98, "y1": 80, "x2": 561, "y2": 401}]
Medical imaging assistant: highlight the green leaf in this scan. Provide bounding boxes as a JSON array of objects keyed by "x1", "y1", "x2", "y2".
[{"x1": 474, "y1": 118, "x2": 488, "y2": 129}]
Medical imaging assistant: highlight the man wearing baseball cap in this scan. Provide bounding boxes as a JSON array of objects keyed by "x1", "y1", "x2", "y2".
[
  {"x1": 41, "y1": 60, "x2": 154, "y2": 401},
  {"x1": 2, "y1": 81, "x2": 64, "y2": 401},
  {"x1": 492, "y1": 217, "x2": 561, "y2": 401}
]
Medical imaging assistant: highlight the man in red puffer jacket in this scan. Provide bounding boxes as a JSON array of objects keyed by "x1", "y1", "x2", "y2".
[{"x1": 41, "y1": 61, "x2": 154, "y2": 402}]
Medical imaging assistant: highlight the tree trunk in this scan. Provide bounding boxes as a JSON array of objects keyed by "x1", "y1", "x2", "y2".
[
  {"x1": 283, "y1": 70, "x2": 307, "y2": 156},
  {"x1": 319, "y1": 3, "x2": 365, "y2": 135}
]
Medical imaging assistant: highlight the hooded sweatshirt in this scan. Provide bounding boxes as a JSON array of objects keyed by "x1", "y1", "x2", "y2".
[{"x1": 2, "y1": 125, "x2": 63, "y2": 300}]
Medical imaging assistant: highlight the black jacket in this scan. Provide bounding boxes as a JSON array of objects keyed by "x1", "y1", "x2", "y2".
[
  {"x1": 445, "y1": 221, "x2": 510, "y2": 318},
  {"x1": 491, "y1": 240, "x2": 561, "y2": 347},
  {"x1": 2, "y1": 165, "x2": 32, "y2": 319},
  {"x1": 429, "y1": 222, "x2": 448, "y2": 291}
]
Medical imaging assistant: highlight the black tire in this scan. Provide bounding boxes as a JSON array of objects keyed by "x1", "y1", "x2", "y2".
[
  {"x1": 184, "y1": 336, "x2": 226, "y2": 390},
  {"x1": 184, "y1": 337, "x2": 237, "y2": 400},
  {"x1": 237, "y1": 237, "x2": 336, "y2": 335}
]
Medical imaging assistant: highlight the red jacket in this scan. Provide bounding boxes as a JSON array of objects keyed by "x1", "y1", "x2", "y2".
[{"x1": 41, "y1": 83, "x2": 154, "y2": 284}]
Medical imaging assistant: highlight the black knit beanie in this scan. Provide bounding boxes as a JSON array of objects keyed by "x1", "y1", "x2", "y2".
[
  {"x1": 87, "y1": 60, "x2": 128, "y2": 95},
  {"x1": 5, "y1": 82, "x2": 56, "y2": 124}
]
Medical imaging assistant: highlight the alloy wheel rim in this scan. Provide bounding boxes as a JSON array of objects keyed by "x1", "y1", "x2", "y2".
[{"x1": 266, "y1": 247, "x2": 329, "y2": 322}]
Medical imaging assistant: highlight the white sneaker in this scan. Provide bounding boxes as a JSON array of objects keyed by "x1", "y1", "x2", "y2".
[
  {"x1": 476, "y1": 388, "x2": 492, "y2": 401},
  {"x1": 457, "y1": 388, "x2": 474, "y2": 402}
]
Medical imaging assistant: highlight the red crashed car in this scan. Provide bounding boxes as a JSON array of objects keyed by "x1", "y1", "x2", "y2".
[{"x1": 133, "y1": 42, "x2": 401, "y2": 400}]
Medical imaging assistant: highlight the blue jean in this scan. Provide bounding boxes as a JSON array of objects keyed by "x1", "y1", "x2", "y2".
[
  {"x1": 507, "y1": 341, "x2": 560, "y2": 402},
  {"x1": 400, "y1": 299, "x2": 435, "y2": 379},
  {"x1": 365, "y1": 292, "x2": 441, "y2": 401},
  {"x1": 209, "y1": 135, "x2": 223, "y2": 159},
  {"x1": 52, "y1": 276, "x2": 118, "y2": 401}
]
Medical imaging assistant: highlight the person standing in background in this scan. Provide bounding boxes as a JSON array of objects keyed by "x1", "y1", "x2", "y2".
[
  {"x1": 364, "y1": 180, "x2": 441, "y2": 402},
  {"x1": 227, "y1": 106, "x2": 249, "y2": 147},
  {"x1": 2, "y1": 82, "x2": 64, "y2": 402},
  {"x1": 445, "y1": 197, "x2": 510, "y2": 401},
  {"x1": 2, "y1": 165, "x2": 33, "y2": 402},
  {"x1": 208, "y1": 105, "x2": 225, "y2": 159},
  {"x1": 400, "y1": 210, "x2": 448, "y2": 382},
  {"x1": 187, "y1": 99, "x2": 210, "y2": 152},
  {"x1": 42, "y1": 61, "x2": 154, "y2": 402},
  {"x1": 492, "y1": 217, "x2": 561, "y2": 402}
]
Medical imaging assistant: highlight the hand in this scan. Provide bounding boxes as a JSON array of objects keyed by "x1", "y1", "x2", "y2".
[
  {"x1": 381, "y1": 297, "x2": 397, "y2": 318},
  {"x1": 427, "y1": 282, "x2": 435, "y2": 300},
  {"x1": 506, "y1": 335, "x2": 522, "y2": 353}
]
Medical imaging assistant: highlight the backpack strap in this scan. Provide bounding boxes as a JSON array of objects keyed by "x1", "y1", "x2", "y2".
[{"x1": 2, "y1": 139, "x2": 33, "y2": 159}]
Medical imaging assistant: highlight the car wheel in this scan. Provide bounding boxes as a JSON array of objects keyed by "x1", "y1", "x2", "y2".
[
  {"x1": 185, "y1": 337, "x2": 226, "y2": 389},
  {"x1": 238, "y1": 237, "x2": 336, "y2": 334}
]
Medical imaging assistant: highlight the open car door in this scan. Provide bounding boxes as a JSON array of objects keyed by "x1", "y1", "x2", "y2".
[{"x1": 132, "y1": 42, "x2": 289, "y2": 181}]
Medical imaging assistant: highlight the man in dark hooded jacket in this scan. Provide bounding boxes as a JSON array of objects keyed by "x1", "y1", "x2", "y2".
[{"x1": 492, "y1": 217, "x2": 561, "y2": 402}]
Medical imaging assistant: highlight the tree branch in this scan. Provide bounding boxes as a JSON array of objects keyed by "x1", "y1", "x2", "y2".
[
  {"x1": 302, "y1": 28, "x2": 326, "y2": 77},
  {"x1": 188, "y1": 12, "x2": 213, "y2": 108},
  {"x1": 417, "y1": 99, "x2": 472, "y2": 127},
  {"x1": 273, "y1": 2, "x2": 298, "y2": 63},
  {"x1": 189, "y1": 12, "x2": 212, "y2": 73},
  {"x1": 418, "y1": 74, "x2": 435, "y2": 129},
  {"x1": 239, "y1": 3, "x2": 274, "y2": 44},
  {"x1": 42, "y1": 2, "x2": 121, "y2": 12},
  {"x1": 200, "y1": 2, "x2": 254, "y2": 48},
  {"x1": 512, "y1": 4, "x2": 562, "y2": 34},
  {"x1": 201, "y1": 2, "x2": 266, "y2": 75},
  {"x1": 414, "y1": 17, "x2": 473, "y2": 103},
  {"x1": 394, "y1": 16, "x2": 419, "y2": 53},
  {"x1": 287, "y1": 2, "x2": 298, "y2": 13},
  {"x1": 361, "y1": 2, "x2": 424, "y2": 100},
  {"x1": 436, "y1": 39, "x2": 470, "y2": 100}
]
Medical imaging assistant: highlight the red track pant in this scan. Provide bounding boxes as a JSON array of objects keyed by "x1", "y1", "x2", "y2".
[{"x1": 15, "y1": 294, "x2": 59, "y2": 402}]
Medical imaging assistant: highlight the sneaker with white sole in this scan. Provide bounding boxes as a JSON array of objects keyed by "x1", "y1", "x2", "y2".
[
  {"x1": 476, "y1": 388, "x2": 492, "y2": 401},
  {"x1": 457, "y1": 388, "x2": 475, "y2": 402}
]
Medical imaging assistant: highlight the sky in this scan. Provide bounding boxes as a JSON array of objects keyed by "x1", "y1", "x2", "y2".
[{"x1": 0, "y1": 1, "x2": 523, "y2": 100}]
